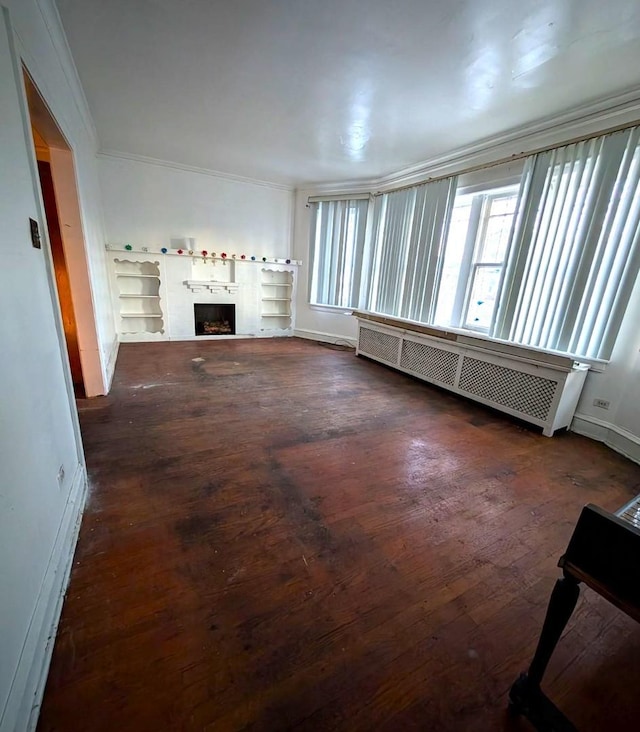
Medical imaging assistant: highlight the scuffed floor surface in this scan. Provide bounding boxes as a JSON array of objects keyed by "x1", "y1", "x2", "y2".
[{"x1": 38, "y1": 338, "x2": 640, "y2": 731}]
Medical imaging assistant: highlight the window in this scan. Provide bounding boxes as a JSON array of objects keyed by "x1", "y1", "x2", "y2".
[
  {"x1": 493, "y1": 127, "x2": 640, "y2": 359},
  {"x1": 308, "y1": 126, "x2": 640, "y2": 361},
  {"x1": 434, "y1": 186, "x2": 519, "y2": 331},
  {"x1": 365, "y1": 177, "x2": 457, "y2": 322},
  {"x1": 309, "y1": 198, "x2": 369, "y2": 308}
]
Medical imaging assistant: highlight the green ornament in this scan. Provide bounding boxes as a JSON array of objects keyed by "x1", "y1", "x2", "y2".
[{"x1": 124, "y1": 244, "x2": 133, "y2": 251}]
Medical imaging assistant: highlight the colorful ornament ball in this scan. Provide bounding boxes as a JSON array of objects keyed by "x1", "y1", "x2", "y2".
[
  {"x1": 177, "y1": 249, "x2": 184, "y2": 254},
  {"x1": 202, "y1": 250, "x2": 208, "y2": 256},
  {"x1": 240, "y1": 254, "x2": 246, "y2": 259},
  {"x1": 221, "y1": 252, "x2": 227, "y2": 258},
  {"x1": 251, "y1": 256, "x2": 256, "y2": 261},
  {"x1": 286, "y1": 259, "x2": 291, "y2": 264},
  {"x1": 262, "y1": 256, "x2": 267, "y2": 262},
  {"x1": 124, "y1": 244, "x2": 132, "y2": 250},
  {"x1": 161, "y1": 247, "x2": 168, "y2": 254}
]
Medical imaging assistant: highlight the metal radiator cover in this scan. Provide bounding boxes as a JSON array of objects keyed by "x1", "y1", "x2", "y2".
[
  {"x1": 400, "y1": 339, "x2": 458, "y2": 386},
  {"x1": 358, "y1": 327, "x2": 400, "y2": 364},
  {"x1": 459, "y1": 356, "x2": 557, "y2": 420}
]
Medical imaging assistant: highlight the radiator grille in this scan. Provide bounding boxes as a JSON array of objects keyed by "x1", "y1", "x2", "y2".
[
  {"x1": 459, "y1": 357, "x2": 556, "y2": 420},
  {"x1": 400, "y1": 340, "x2": 458, "y2": 386},
  {"x1": 358, "y1": 327, "x2": 400, "y2": 364}
]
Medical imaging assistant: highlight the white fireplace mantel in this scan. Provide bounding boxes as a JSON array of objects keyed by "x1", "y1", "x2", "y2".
[
  {"x1": 184, "y1": 280, "x2": 240, "y2": 294},
  {"x1": 107, "y1": 247, "x2": 299, "y2": 342}
]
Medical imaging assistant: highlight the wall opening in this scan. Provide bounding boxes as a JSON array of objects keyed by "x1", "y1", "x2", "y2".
[
  {"x1": 23, "y1": 68, "x2": 104, "y2": 397},
  {"x1": 194, "y1": 304, "x2": 236, "y2": 335}
]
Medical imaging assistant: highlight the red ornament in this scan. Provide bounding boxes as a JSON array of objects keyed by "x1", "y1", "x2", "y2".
[
  {"x1": 177, "y1": 249, "x2": 184, "y2": 254},
  {"x1": 202, "y1": 250, "x2": 208, "y2": 256},
  {"x1": 221, "y1": 252, "x2": 227, "y2": 259},
  {"x1": 240, "y1": 254, "x2": 246, "y2": 259}
]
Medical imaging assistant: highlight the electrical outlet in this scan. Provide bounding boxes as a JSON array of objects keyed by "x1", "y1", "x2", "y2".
[
  {"x1": 593, "y1": 398, "x2": 610, "y2": 410},
  {"x1": 57, "y1": 464, "x2": 65, "y2": 485}
]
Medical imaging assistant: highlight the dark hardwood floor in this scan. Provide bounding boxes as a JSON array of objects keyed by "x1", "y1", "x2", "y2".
[{"x1": 38, "y1": 338, "x2": 640, "y2": 731}]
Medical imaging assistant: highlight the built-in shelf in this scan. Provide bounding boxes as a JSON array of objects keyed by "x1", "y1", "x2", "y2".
[
  {"x1": 260, "y1": 269, "x2": 293, "y2": 330},
  {"x1": 113, "y1": 259, "x2": 164, "y2": 338},
  {"x1": 115, "y1": 273, "x2": 160, "y2": 278},
  {"x1": 120, "y1": 313, "x2": 163, "y2": 318}
]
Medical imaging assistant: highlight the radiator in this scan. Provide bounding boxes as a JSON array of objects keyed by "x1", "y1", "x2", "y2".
[{"x1": 355, "y1": 316, "x2": 588, "y2": 437}]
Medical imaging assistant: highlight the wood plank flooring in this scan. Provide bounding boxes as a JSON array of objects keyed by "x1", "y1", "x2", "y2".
[{"x1": 37, "y1": 338, "x2": 640, "y2": 731}]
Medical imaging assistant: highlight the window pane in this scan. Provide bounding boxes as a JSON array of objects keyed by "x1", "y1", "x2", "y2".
[
  {"x1": 488, "y1": 194, "x2": 517, "y2": 217},
  {"x1": 464, "y1": 265, "x2": 502, "y2": 330},
  {"x1": 478, "y1": 194, "x2": 518, "y2": 262},
  {"x1": 433, "y1": 196, "x2": 472, "y2": 325}
]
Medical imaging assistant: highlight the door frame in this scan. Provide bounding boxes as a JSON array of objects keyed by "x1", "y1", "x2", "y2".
[{"x1": 23, "y1": 69, "x2": 106, "y2": 398}]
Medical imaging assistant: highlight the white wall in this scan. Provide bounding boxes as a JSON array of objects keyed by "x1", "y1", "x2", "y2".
[
  {"x1": 10, "y1": 0, "x2": 116, "y2": 392},
  {"x1": 572, "y1": 275, "x2": 640, "y2": 462},
  {"x1": 98, "y1": 155, "x2": 294, "y2": 261},
  {"x1": 0, "y1": 1, "x2": 110, "y2": 729}
]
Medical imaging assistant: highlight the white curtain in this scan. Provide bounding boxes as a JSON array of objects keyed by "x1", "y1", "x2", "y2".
[
  {"x1": 309, "y1": 198, "x2": 369, "y2": 308},
  {"x1": 366, "y1": 176, "x2": 458, "y2": 322},
  {"x1": 492, "y1": 126, "x2": 640, "y2": 359}
]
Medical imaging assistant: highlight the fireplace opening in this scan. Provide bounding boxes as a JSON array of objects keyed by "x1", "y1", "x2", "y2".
[{"x1": 194, "y1": 303, "x2": 236, "y2": 336}]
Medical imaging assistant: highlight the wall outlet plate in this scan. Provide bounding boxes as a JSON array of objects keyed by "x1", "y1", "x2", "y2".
[{"x1": 593, "y1": 398, "x2": 610, "y2": 410}]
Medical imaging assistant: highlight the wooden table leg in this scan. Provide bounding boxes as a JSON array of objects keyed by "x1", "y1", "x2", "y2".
[{"x1": 509, "y1": 573, "x2": 580, "y2": 731}]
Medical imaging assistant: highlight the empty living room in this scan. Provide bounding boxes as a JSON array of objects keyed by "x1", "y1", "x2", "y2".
[{"x1": 2, "y1": 2, "x2": 640, "y2": 731}]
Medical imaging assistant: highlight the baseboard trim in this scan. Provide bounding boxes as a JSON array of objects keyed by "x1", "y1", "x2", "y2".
[
  {"x1": 294, "y1": 328, "x2": 357, "y2": 347},
  {"x1": 0, "y1": 463, "x2": 88, "y2": 732},
  {"x1": 571, "y1": 413, "x2": 640, "y2": 465}
]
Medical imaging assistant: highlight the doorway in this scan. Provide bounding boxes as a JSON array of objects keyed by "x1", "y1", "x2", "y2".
[
  {"x1": 36, "y1": 156, "x2": 84, "y2": 396},
  {"x1": 23, "y1": 69, "x2": 105, "y2": 397}
]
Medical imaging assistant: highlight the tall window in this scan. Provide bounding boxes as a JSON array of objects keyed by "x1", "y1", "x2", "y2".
[
  {"x1": 493, "y1": 126, "x2": 640, "y2": 359},
  {"x1": 365, "y1": 177, "x2": 457, "y2": 322},
  {"x1": 309, "y1": 198, "x2": 369, "y2": 308},
  {"x1": 435, "y1": 186, "x2": 519, "y2": 331}
]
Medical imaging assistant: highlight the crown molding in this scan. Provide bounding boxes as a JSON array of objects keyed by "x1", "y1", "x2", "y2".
[
  {"x1": 97, "y1": 149, "x2": 295, "y2": 192},
  {"x1": 299, "y1": 85, "x2": 640, "y2": 195}
]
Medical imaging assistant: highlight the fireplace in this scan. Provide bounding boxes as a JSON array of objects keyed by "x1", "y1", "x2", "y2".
[{"x1": 194, "y1": 303, "x2": 236, "y2": 336}]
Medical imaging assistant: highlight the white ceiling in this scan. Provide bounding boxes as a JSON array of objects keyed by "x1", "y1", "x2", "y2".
[{"x1": 56, "y1": 0, "x2": 640, "y2": 186}]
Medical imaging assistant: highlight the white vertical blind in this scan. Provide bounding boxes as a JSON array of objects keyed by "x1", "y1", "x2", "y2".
[
  {"x1": 309, "y1": 198, "x2": 369, "y2": 308},
  {"x1": 366, "y1": 176, "x2": 457, "y2": 321},
  {"x1": 492, "y1": 126, "x2": 640, "y2": 359}
]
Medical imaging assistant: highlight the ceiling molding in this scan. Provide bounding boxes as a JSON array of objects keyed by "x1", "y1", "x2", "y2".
[
  {"x1": 97, "y1": 149, "x2": 295, "y2": 192},
  {"x1": 299, "y1": 85, "x2": 640, "y2": 195}
]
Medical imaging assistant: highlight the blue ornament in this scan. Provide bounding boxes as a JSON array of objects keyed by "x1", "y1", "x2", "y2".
[
  {"x1": 251, "y1": 256, "x2": 256, "y2": 261},
  {"x1": 285, "y1": 259, "x2": 291, "y2": 264},
  {"x1": 161, "y1": 247, "x2": 168, "y2": 254}
]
